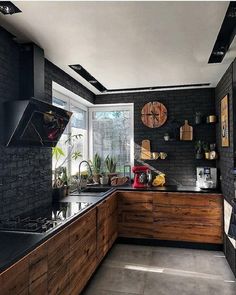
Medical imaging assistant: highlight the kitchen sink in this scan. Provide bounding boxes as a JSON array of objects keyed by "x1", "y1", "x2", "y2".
[{"x1": 80, "y1": 187, "x2": 112, "y2": 193}]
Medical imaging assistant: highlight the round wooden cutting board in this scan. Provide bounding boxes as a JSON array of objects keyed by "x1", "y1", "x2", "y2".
[{"x1": 141, "y1": 101, "x2": 167, "y2": 128}]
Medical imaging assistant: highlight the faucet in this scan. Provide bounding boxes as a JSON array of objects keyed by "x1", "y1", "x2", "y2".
[{"x1": 77, "y1": 160, "x2": 93, "y2": 193}]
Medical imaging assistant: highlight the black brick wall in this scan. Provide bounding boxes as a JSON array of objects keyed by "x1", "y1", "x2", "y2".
[
  {"x1": 0, "y1": 27, "x2": 94, "y2": 220},
  {"x1": 215, "y1": 62, "x2": 234, "y2": 202},
  {"x1": 215, "y1": 60, "x2": 236, "y2": 276},
  {"x1": 0, "y1": 28, "x2": 52, "y2": 219},
  {"x1": 96, "y1": 88, "x2": 216, "y2": 186}
]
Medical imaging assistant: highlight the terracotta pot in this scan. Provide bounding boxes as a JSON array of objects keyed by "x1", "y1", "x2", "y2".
[{"x1": 93, "y1": 174, "x2": 100, "y2": 184}]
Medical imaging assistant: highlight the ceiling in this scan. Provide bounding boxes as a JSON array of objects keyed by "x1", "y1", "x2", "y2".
[{"x1": 0, "y1": 1, "x2": 235, "y2": 94}]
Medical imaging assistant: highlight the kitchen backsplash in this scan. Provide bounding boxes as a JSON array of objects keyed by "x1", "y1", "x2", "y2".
[
  {"x1": 0, "y1": 26, "x2": 93, "y2": 219},
  {"x1": 96, "y1": 88, "x2": 216, "y2": 186}
]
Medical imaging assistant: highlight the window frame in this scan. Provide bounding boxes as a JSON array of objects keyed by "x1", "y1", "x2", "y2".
[
  {"x1": 52, "y1": 89, "x2": 89, "y2": 177},
  {"x1": 88, "y1": 103, "x2": 134, "y2": 167}
]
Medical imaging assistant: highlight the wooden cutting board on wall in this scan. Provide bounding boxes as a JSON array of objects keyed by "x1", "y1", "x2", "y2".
[
  {"x1": 180, "y1": 120, "x2": 193, "y2": 141},
  {"x1": 141, "y1": 140, "x2": 151, "y2": 159}
]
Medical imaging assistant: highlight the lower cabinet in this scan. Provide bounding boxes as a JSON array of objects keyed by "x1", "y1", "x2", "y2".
[
  {"x1": 29, "y1": 242, "x2": 48, "y2": 295},
  {"x1": 69, "y1": 208, "x2": 97, "y2": 295},
  {"x1": 117, "y1": 191, "x2": 153, "y2": 238},
  {"x1": 153, "y1": 192, "x2": 223, "y2": 244},
  {"x1": 117, "y1": 191, "x2": 223, "y2": 244},
  {"x1": 97, "y1": 193, "x2": 118, "y2": 263},
  {"x1": 47, "y1": 227, "x2": 70, "y2": 295},
  {"x1": 0, "y1": 255, "x2": 29, "y2": 295},
  {"x1": 0, "y1": 190, "x2": 223, "y2": 295}
]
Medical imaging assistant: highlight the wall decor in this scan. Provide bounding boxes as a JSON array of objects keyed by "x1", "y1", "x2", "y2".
[
  {"x1": 141, "y1": 101, "x2": 167, "y2": 128},
  {"x1": 180, "y1": 120, "x2": 193, "y2": 141},
  {"x1": 221, "y1": 94, "x2": 229, "y2": 147}
]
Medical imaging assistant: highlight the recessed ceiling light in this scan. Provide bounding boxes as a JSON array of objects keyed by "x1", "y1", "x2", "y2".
[
  {"x1": 0, "y1": 1, "x2": 21, "y2": 15},
  {"x1": 69, "y1": 64, "x2": 107, "y2": 92}
]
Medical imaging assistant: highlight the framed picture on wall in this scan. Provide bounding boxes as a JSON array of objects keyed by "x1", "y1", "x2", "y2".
[{"x1": 221, "y1": 94, "x2": 229, "y2": 147}]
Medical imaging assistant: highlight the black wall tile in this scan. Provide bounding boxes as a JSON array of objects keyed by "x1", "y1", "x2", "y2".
[{"x1": 96, "y1": 88, "x2": 216, "y2": 186}]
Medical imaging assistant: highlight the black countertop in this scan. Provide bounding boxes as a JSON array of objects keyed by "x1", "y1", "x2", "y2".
[{"x1": 0, "y1": 185, "x2": 221, "y2": 273}]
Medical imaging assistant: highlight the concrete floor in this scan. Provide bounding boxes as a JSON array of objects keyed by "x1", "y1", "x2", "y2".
[{"x1": 82, "y1": 243, "x2": 236, "y2": 295}]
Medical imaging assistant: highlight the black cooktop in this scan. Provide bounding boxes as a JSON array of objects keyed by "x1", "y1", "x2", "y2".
[{"x1": 0, "y1": 201, "x2": 92, "y2": 234}]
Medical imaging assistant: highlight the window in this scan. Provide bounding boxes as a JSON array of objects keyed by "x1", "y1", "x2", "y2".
[
  {"x1": 52, "y1": 90, "x2": 88, "y2": 177},
  {"x1": 89, "y1": 105, "x2": 134, "y2": 172}
]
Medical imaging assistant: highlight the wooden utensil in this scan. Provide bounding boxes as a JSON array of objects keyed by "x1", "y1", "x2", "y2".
[
  {"x1": 141, "y1": 139, "x2": 151, "y2": 159},
  {"x1": 180, "y1": 120, "x2": 193, "y2": 141}
]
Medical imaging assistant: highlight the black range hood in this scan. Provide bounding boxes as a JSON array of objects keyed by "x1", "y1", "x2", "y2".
[
  {"x1": 4, "y1": 98, "x2": 72, "y2": 147},
  {"x1": 2, "y1": 42, "x2": 72, "y2": 147}
]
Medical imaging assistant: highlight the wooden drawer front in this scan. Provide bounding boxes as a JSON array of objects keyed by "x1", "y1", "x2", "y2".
[
  {"x1": 69, "y1": 208, "x2": 96, "y2": 250},
  {"x1": 107, "y1": 193, "x2": 118, "y2": 217},
  {"x1": 154, "y1": 223, "x2": 222, "y2": 244},
  {"x1": 69, "y1": 209, "x2": 97, "y2": 295},
  {"x1": 47, "y1": 227, "x2": 70, "y2": 295},
  {"x1": 153, "y1": 193, "x2": 223, "y2": 244},
  {"x1": 29, "y1": 243, "x2": 48, "y2": 295},
  {"x1": 97, "y1": 200, "x2": 108, "y2": 225},
  {"x1": 118, "y1": 191, "x2": 153, "y2": 238},
  {"x1": 0, "y1": 256, "x2": 29, "y2": 295},
  {"x1": 153, "y1": 192, "x2": 222, "y2": 208}
]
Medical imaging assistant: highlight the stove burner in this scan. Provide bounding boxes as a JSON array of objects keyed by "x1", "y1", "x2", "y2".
[
  {"x1": 0, "y1": 217, "x2": 59, "y2": 233},
  {"x1": 0, "y1": 201, "x2": 92, "y2": 234}
]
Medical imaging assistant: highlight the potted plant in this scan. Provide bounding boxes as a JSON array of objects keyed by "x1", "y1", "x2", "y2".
[
  {"x1": 100, "y1": 172, "x2": 109, "y2": 185},
  {"x1": 90, "y1": 153, "x2": 102, "y2": 184},
  {"x1": 195, "y1": 140, "x2": 203, "y2": 160},
  {"x1": 105, "y1": 155, "x2": 118, "y2": 183},
  {"x1": 203, "y1": 142, "x2": 210, "y2": 160},
  {"x1": 52, "y1": 134, "x2": 82, "y2": 199}
]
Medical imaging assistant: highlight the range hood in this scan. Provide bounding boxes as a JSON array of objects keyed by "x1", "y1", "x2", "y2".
[
  {"x1": 2, "y1": 42, "x2": 72, "y2": 147},
  {"x1": 4, "y1": 98, "x2": 72, "y2": 147}
]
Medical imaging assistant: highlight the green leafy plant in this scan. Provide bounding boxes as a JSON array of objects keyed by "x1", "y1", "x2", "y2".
[
  {"x1": 105, "y1": 155, "x2": 117, "y2": 173},
  {"x1": 52, "y1": 134, "x2": 82, "y2": 188},
  {"x1": 90, "y1": 153, "x2": 102, "y2": 175}
]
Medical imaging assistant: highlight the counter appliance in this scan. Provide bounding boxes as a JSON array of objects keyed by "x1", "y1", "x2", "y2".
[{"x1": 196, "y1": 167, "x2": 217, "y2": 189}]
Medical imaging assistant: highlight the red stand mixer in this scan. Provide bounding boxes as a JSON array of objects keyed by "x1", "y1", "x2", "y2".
[{"x1": 132, "y1": 166, "x2": 152, "y2": 188}]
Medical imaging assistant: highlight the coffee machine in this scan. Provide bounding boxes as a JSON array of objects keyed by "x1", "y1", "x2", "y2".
[
  {"x1": 196, "y1": 167, "x2": 217, "y2": 189},
  {"x1": 132, "y1": 166, "x2": 152, "y2": 188}
]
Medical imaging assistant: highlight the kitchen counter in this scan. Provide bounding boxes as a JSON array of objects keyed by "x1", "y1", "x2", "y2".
[
  {"x1": 0, "y1": 185, "x2": 221, "y2": 273},
  {"x1": 0, "y1": 189, "x2": 114, "y2": 273},
  {"x1": 117, "y1": 184, "x2": 221, "y2": 194}
]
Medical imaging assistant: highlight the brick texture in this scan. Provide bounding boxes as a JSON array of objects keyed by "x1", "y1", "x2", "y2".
[
  {"x1": 215, "y1": 60, "x2": 236, "y2": 276},
  {"x1": 96, "y1": 88, "x2": 216, "y2": 186},
  {"x1": 0, "y1": 27, "x2": 94, "y2": 219}
]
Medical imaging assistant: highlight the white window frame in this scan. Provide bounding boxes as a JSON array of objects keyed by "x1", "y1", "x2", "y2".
[
  {"x1": 88, "y1": 103, "x2": 134, "y2": 167},
  {"x1": 52, "y1": 88, "x2": 89, "y2": 176}
]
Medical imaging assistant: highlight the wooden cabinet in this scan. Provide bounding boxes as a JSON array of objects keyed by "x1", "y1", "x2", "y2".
[
  {"x1": 97, "y1": 193, "x2": 118, "y2": 262},
  {"x1": 117, "y1": 191, "x2": 153, "y2": 238},
  {"x1": 47, "y1": 227, "x2": 70, "y2": 295},
  {"x1": 153, "y1": 192, "x2": 223, "y2": 244},
  {"x1": 28, "y1": 243, "x2": 48, "y2": 295},
  {"x1": 69, "y1": 208, "x2": 97, "y2": 295},
  {"x1": 0, "y1": 190, "x2": 223, "y2": 295},
  {"x1": 0, "y1": 256, "x2": 29, "y2": 295}
]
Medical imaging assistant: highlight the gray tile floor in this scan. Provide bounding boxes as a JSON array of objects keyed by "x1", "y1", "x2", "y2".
[{"x1": 82, "y1": 244, "x2": 236, "y2": 295}]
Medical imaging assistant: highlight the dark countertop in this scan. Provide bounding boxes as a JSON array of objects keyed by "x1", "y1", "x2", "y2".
[{"x1": 0, "y1": 185, "x2": 221, "y2": 273}]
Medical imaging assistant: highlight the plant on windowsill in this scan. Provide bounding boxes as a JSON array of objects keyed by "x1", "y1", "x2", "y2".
[
  {"x1": 90, "y1": 153, "x2": 102, "y2": 184},
  {"x1": 52, "y1": 134, "x2": 82, "y2": 199},
  {"x1": 105, "y1": 155, "x2": 118, "y2": 184}
]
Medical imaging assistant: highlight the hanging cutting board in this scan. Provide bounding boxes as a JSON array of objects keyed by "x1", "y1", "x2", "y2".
[
  {"x1": 141, "y1": 139, "x2": 151, "y2": 159},
  {"x1": 180, "y1": 120, "x2": 193, "y2": 141}
]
